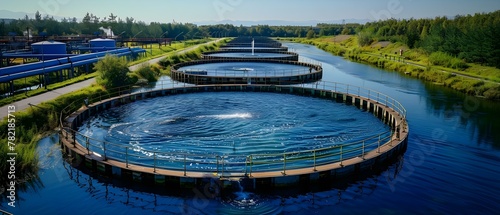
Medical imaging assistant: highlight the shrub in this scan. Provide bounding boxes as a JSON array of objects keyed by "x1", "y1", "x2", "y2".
[
  {"x1": 170, "y1": 55, "x2": 181, "y2": 64},
  {"x1": 134, "y1": 64, "x2": 159, "y2": 83},
  {"x1": 159, "y1": 58, "x2": 173, "y2": 67},
  {"x1": 358, "y1": 32, "x2": 373, "y2": 47},
  {"x1": 429, "y1": 51, "x2": 453, "y2": 66},
  {"x1": 95, "y1": 55, "x2": 134, "y2": 89},
  {"x1": 429, "y1": 51, "x2": 469, "y2": 70},
  {"x1": 450, "y1": 58, "x2": 469, "y2": 71}
]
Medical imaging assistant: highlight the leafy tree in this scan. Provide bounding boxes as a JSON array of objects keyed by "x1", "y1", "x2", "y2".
[
  {"x1": 306, "y1": 29, "x2": 315, "y2": 39},
  {"x1": 358, "y1": 32, "x2": 373, "y2": 46},
  {"x1": 35, "y1": 11, "x2": 42, "y2": 22},
  {"x1": 95, "y1": 55, "x2": 134, "y2": 89},
  {"x1": 341, "y1": 27, "x2": 351, "y2": 35}
]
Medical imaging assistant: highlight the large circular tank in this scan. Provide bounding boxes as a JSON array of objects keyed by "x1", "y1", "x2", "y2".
[
  {"x1": 31, "y1": 41, "x2": 67, "y2": 54},
  {"x1": 202, "y1": 51, "x2": 299, "y2": 61},
  {"x1": 90, "y1": 38, "x2": 116, "y2": 52}
]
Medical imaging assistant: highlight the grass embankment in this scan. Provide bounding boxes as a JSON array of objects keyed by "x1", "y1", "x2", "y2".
[
  {"x1": 159, "y1": 40, "x2": 222, "y2": 68},
  {"x1": 0, "y1": 38, "x2": 227, "y2": 194},
  {"x1": 0, "y1": 84, "x2": 106, "y2": 195},
  {"x1": 126, "y1": 38, "x2": 213, "y2": 66},
  {"x1": 134, "y1": 38, "x2": 226, "y2": 77},
  {"x1": 292, "y1": 36, "x2": 500, "y2": 100}
]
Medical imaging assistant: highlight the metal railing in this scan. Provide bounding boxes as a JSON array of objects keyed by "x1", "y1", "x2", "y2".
[
  {"x1": 177, "y1": 68, "x2": 319, "y2": 78},
  {"x1": 62, "y1": 126, "x2": 393, "y2": 177},
  {"x1": 60, "y1": 80, "x2": 407, "y2": 177}
]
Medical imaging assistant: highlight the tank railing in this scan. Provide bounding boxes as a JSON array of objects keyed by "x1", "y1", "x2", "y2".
[
  {"x1": 63, "y1": 126, "x2": 393, "y2": 177},
  {"x1": 298, "y1": 57, "x2": 323, "y2": 67},
  {"x1": 201, "y1": 56, "x2": 299, "y2": 62},
  {"x1": 296, "y1": 82, "x2": 407, "y2": 118},
  {"x1": 171, "y1": 58, "x2": 319, "y2": 69},
  {"x1": 59, "y1": 79, "x2": 406, "y2": 130},
  {"x1": 60, "y1": 81, "x2": 407, "y2": 177},
  {"x1": 219, "y1": 47, "x2": 289, "y2": 52},
  {"x1": 177, "y1": 68, "x2": 320, "y2": 78},
  {"x1": 201, "y1": 50, "x2": 297, "y2": 55}
]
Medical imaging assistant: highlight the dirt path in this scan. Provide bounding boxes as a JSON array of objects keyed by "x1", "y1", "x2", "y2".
[{"x1": 363, "y1": 52, "x2": 499, "y2": 85}]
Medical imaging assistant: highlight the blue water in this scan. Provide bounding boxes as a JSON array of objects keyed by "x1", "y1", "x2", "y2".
[
  {"x1": 77, "y1": 92, "x2": 390, "y2": 172},
  {"x1": 221, "y1": 47, "x2": 283, "y2": 50},
  {"x1": 178, "y1": 62, "x2": 314, "y2": 77},
  {"x1": 206, "y1": 52, "x2": 294, "y2": 58},
  {"x1": 2, "y1": 42, "x2": 500, "y2": 214}
]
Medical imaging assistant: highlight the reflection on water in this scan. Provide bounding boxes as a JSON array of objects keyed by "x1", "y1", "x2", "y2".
[
  {"x1": 423, "y1": 82, "x2": 500, "y2": 148},
  {"x1": 2, "y1": 135, "x2": 407, "y2": 214}
]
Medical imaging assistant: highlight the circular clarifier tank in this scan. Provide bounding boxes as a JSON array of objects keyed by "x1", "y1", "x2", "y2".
[
  {"x1": 220, "y1": 46, "x2": 288, "y2": 52},
  {"x1": 78, "y1": 92, "x2": 391, "y2": 172},
  {"x1": 170, "y1": 60, "x2": 322, "y2": 84},
  {"x1": 177, "y1": 61, "x2": 316, "y2": 77},
  {"x1": 202, "y1": 51, "x2": 298, "y2": 61}
]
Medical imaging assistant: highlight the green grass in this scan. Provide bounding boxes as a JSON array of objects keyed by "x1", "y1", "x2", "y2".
[
  {"x1": 126, "y1": 39, "x2": 214, "y2": 66},
  {"x1": 159, "y1": 39, "x2": 227, "y2": 68},
  {"x1": 296, "y1": 36, "x2": 500, "y2": 100}
]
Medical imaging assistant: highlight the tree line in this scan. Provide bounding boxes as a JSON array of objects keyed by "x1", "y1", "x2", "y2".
[
  {"x1": 357, "y1": 10, "x2": 500, "y2": 68},
  {"x1": 0, "y1": 11, "x2": 359, "y2": 40}
]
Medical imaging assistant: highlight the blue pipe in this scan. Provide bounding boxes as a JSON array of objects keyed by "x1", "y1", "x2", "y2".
[
  {"x1": 0, "y1": 48, "x2": 145, "y2": 82},
  {"x1": 0, "y1": 48, "x2": 134, "y2": 76}
]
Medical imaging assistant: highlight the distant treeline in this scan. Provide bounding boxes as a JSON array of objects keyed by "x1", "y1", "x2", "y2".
[
  {"x1": 0, "y1": 11, "x2": 356, "y2": 40},
  {"x1": 358, "y1": 11, "x2": 500, "y2": 68},
  {"x1": 1, "y1": 10, "x2": 499, "y2": 67}
]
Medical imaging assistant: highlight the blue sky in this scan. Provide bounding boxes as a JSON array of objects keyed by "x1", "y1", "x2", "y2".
[{"x1": 1, "y1": 0, "x2": 499, "y2": 23}]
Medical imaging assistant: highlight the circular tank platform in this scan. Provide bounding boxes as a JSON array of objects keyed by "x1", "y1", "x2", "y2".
[
  {"x1": 227, "y1": 36, "x2": 281, "y2": 46},
  {"x1": 77, "y1": 92, "x2": 392, "y2": 172},
  {"x1": 170, "y1": 59, "x2": 322, "y2": 85},
  {"x1": 178, "y1": 62, "x2": 312, "y2": 76},
  {"x1": 60, "y1": 83, "x2": 408, "y2": 189},
  {"x1": 220, "y1": 47, "x2": 288, "y2": 52},
  {"x1": 202, "y1": 51, "x2": 298, "y2": 61}
]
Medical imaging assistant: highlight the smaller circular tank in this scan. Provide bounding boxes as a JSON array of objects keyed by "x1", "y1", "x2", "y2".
[
  {"x1": 90, "y1": 38, "x2": 116, "y2": 52},
  {"x1": 32, "y1": 41, "x2": 67, "y2": 54}
]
